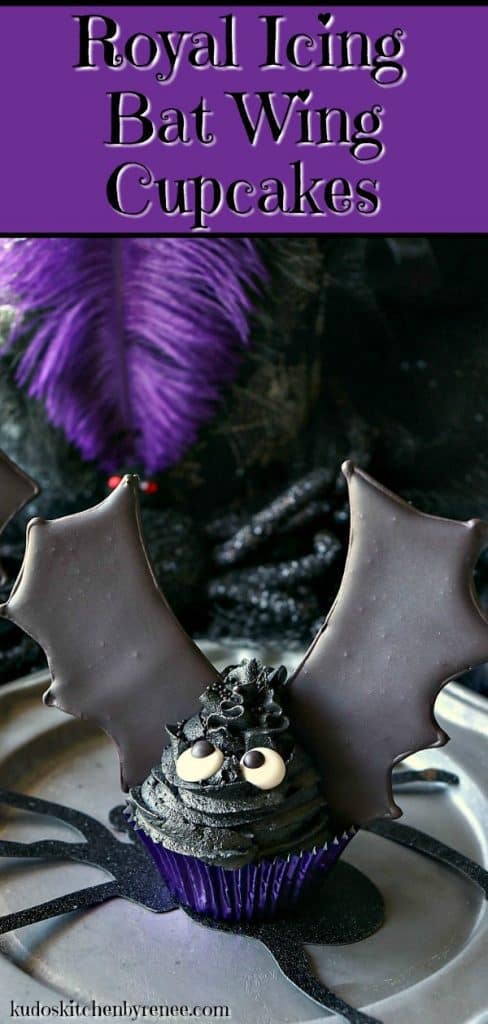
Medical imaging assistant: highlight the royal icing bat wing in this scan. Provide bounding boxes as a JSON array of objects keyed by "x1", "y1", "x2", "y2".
[
  {"x1": 0, "y1": 449, "x2": 39, "y2": 538},
  {"x1": 288, "y1": 461, "x2": 488, "y2": 826},
  {"x1": 0, "y1": 476, "x2": 219, "y2": 790}
]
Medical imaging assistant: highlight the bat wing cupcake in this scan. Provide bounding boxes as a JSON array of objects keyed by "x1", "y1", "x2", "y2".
[{"x1": 2, "y1": 462, "x2": 488, "y2": 921}]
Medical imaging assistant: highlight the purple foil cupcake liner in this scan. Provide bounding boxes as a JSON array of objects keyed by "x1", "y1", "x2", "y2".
[{"x1": 134, "y1": 826, "x2": 356, "y2": 921}]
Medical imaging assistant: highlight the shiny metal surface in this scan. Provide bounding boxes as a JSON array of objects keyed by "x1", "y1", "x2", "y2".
[{"x1": 0, "y1": 641, "x2": 487, "y2": 1023}]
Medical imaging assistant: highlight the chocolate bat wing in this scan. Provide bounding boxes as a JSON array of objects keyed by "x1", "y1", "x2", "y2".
[
  {"x1": 288, "y1": 461, "x2": 488, "y2": 826},
  {"x1": 0, "y1": 449, "x2": 39, "y2": 537},
  {"x1": 1, "y1": 476, "x2": 219, "y2": 789}
]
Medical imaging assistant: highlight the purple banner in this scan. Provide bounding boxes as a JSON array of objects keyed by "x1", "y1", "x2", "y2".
[{"x1": 0, "y1": 5, "x2": 486, "y2": 232}]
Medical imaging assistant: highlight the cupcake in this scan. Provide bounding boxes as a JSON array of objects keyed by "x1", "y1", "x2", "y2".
[
  {"x1": 6, "y1": 465, "x2": 488, "y2": 926},
  {"x1": 127, "y1": 658, "x2": 355, "y2": 921}
]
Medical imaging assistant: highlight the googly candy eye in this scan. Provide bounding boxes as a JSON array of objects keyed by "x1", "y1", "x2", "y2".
[
  {"x1": 240, "y1": 747, "x2": 286, "y2": 790},
  {"x1": 176, "y1": 739, "x2": 224, "y2": 782}
]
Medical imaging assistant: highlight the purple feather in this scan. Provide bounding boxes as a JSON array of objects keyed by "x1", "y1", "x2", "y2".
[{"x1": 0, "y1": 238, "x2": 263, "y2": 473}]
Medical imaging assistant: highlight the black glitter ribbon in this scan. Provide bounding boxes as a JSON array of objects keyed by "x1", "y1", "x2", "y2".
[{"x1": 0, "y1": 769, "x2": 485, "y2": 1024}]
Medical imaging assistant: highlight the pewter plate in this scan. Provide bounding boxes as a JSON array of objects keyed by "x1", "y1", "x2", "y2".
[{"x1": 0, "y1": 641, "x2": 487, "y2": 1024}]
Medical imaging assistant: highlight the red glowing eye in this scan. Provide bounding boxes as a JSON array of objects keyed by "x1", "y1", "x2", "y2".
[
  {"x1": 140, "y1": 480, "x2": 159, "y2": 495},
  {"x1": 107, "y1": 475, "x2": 122, "y2": 490}
]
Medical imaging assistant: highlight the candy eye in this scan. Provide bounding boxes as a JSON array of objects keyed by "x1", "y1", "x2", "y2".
[
  {"x1": 176, "y1": 739, "x2": 224, "y2": 782},
  {"x1": 240, "y1": 747, "x2": 286, "y2": 790}
]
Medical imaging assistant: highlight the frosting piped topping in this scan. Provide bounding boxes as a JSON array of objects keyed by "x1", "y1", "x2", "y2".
[{"x1": 127, "y1": 658, "x2": 336, "y2": 868}]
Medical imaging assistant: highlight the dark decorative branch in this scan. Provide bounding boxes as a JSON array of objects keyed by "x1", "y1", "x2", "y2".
[
  {"x1": 255, "y1": 939, "x2": 379, "y2": 1024},
  {"x1": 0, "y1": 883, "x2": 119, "y2": 935},
  {"x1": 392, "y1": 768, "x2": 459, "y2": 790},
  {"x1": 0, "y1": 772, "x2": 484, "y2": 1024},
  {"x1": 0, "y1": 789, "x2": 176, "y2": 918},
  {"x1": 366, "y1": 819, "x2": 488, "y2": 898}
]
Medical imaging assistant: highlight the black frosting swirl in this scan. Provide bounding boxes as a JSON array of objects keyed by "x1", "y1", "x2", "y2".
[{"x1": 127, "y1": 659, "x2": 338, "y2": 869}]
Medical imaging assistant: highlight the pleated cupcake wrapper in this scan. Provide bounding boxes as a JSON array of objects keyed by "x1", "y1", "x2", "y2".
[{"x1": 133, "y1": 825, "x2": 357, "y2": 922}]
